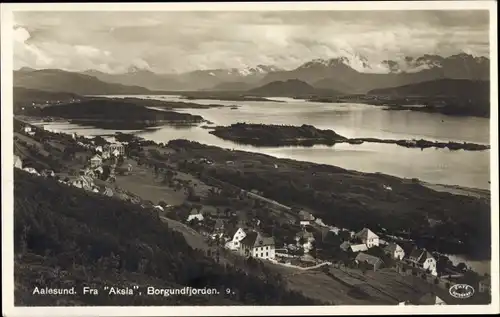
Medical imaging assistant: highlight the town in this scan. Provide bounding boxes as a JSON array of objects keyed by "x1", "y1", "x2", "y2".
[{"x1": 13, "y1": 117, "x2": 491, "y2": 305}]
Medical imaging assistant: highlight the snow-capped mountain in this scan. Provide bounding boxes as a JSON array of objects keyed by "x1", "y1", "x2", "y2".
[
  {"x1": 80, "y1": 64, "x2": 282, "y2": 91},
  {"x1": 258, "y1": 53, "x2": 489, "y2": 94},
  {"x1": 76, "y1": 53, "x2": 488, "y2": 93}
]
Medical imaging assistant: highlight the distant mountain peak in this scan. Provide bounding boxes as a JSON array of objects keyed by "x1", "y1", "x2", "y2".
[
  {"x1": 126, "y1": 65, "x2": 152, "y2": 74},
  {"x1": 18, "y1": 67, "x2": 36, "y2": 72}
]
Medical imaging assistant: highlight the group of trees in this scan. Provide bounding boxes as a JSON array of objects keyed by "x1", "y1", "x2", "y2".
[
  {"x1": 197, "y1": 159, "x2": 490, "y2": 258},
  {"x1": 14, "y1": 171, "x2": 320, "y2": 306}
]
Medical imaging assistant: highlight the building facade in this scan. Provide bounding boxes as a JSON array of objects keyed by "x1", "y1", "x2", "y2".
[
  {"x1": 354, "y1": 228, "x2": 380, "y2": 248},
  {"x1": 239, "y1": 231, "x2": 275, "y2": 260}
]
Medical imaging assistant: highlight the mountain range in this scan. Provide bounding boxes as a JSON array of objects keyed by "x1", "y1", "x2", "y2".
[
  {"x1": 14, "y1": 68, "x2": 154, "y2": 95},
  {"x1": 13, "y1": 53, "x2": 489, "y2": 96}
]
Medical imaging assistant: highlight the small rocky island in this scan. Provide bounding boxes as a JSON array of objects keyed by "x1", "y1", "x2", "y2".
[
  {"x1": 209, "y1": 122, "x2": 348, "y2": 147},
  {"x1": 209, "y1": 123, "x2": 490, "y2": 151}
]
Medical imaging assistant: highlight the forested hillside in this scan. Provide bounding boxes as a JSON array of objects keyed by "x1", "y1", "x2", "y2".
[{"x1": 14, "y1": 170, "x2": 319, "y2": 306}]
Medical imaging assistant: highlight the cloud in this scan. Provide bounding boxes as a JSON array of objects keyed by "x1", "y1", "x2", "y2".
[{"x1": 12, "y1": 10, "x2": 490, "y2": 74}]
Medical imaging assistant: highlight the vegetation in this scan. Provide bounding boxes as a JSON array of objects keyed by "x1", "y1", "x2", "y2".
[
  {"x1": 14, "y1": 170, "x2": 320, "y2": 306},
  {"x1": 166, "y1": 140, "x2": 491, "y2": 259},
  {"x1": 23, "y1": 99, "x2": 204, "y2": 129},
  {"x1": 13, "y1": 87, "x2": 82, "y2": 114},
  {"x1": 209, "y1": 123, "x2": 489, "y2": 151},
  {"x1": 209, "y1": 123, "x2": 347, "y2": 147},
  {"x1": 368, "y1": 79, "x2": 490, "y2": 118}
]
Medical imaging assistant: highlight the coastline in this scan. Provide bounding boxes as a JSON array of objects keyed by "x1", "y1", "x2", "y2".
[{"x1": 208, "y1": 123, "x2": 490, "y2": 151}]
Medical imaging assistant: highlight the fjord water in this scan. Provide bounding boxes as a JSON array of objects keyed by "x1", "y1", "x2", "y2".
[{"x1": 42, "y1": 95, "x2": 491, "y2": 190}]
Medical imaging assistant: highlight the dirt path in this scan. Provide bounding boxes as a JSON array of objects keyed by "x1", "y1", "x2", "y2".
[{"x1": 420, "y1": 181, "x2": 490, "y2": 199}]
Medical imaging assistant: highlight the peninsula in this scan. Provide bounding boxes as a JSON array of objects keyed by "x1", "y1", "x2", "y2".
[
  {"x1": 22, "y1": 98, "x2": 205, "y2": 130},
  {"x1": 209, "y1": 123, "x2": 490, "y2": 151}
]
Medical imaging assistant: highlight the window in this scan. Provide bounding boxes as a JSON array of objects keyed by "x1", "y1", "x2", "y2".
[{"x1": 266, "y1": 252, "x2": 268, "y2": 257}]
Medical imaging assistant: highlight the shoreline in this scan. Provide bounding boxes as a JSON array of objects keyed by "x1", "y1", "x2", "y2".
[{"x1": 208, "y1": 123, "x2": 490, "y2": 152}]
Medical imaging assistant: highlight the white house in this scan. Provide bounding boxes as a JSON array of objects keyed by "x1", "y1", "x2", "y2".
[
  {"x1": 329, "y1": 226, "x2": 341, "y2": 235},
  {"x1": 407, "y1": 247, "x2": 438, "y2": 276},
  {"x1": 94, "y1": 166, "x2": 104, "y2": 175},
  {"x1": 90, "y1": 154, "x2": 102, "y2": 168},
  {"x1": 295, "y1": 231, "x2": 315, "y2": 253},
  {"x1": 14, "y1": 155, "x2": 23, "y2": 169},
  {"x1": 341, "y1": 241, "x2": 369, "y2": 253},
  {"x1": 384, "y1": 243, "x2": 405, "y2": 260},
  {"x1": 479, "y1": 277, "x2": 491, "y2": 294},
  {"x1": 298, "y1": 210, "x2": 315, "y2": 226},
  {"x1": 27, "y1": 131, "x2": 36, "y2": 136},
  {"x1": 354, "y1": 228, "x2": 379, "y2": 248},
  {"x1": 154, "y1": 205, "x2": 164, "y2": 211},
  {"x1": 102, "y1": 187, "x2": 114, "y2": 197},
  {"x1": 105, "y1": 142, "x2": 125, "y2": 156},
  {"x1": 23, "y1": 126, "x2": 32, "y2": 133},
  {"x1": 101, "y1": 151, "x2": 111, "y2": 160},
  {"x1": 314, "y1": 218, "x2": 327, "y2": 227},
  {"x1": 22, "y1": 167, "x2": 39, "y2": 175},
  {"x1": 239, "y1": 231, "x2": 275, "y2": 260},
  {"x1": 95, "y1": 146, "x2": 103, "y2": 153},
  {"x1": 187, "y1": 209, "x2": 204, "y2": 223},
  {"x1": 225, "y1": 228, "x2": 247, "y2": 250},
  {"x1": 41, "y1": 169, "x2": 55, "y2": 177}
]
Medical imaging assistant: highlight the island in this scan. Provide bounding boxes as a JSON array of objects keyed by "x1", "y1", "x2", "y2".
[
  {"x1": 208, "y1": 123, "x2": 490, "y2": 151},
  {"x1": 180, "y1": 93, "x2": 285, "y2": 103}
]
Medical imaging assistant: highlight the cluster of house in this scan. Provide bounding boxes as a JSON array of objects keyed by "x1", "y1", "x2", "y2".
[
  {"x1": 335, "y1": 227, "x2": 439, "y2": 275},
  {"x1": 224, "y1": 227, "x2": 276, "y2": 260},
  {"x1": 22, "y1": 125, "x2": 36, "y2": 137},
  {"x1": 88, "y1": 142, "x2": 126, "y2": 168}
]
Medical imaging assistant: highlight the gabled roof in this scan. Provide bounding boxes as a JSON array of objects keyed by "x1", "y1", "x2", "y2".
[
  {"x1": 355, "y1": 252, "x2": 384, "y2": 266},
  {"x1": 298, "y1": 210, "x2": 315, "y2": 221},
  {"x1": 296, "y1": 231, "x2": 314, "y2": 240},
  {"x1": 409, "y1": 247, "x2": 425, "y2": 260},
  {"x1": 350, "y1": 244, "x2": 369, "y2": 252},
  {"x1": 227, "y1": 226, "x2": 245, "y2": 238},
  {"x1": 415, "y1": 293, "x2": 446, "y2": 305},
  {"x1": 241, "y1": 232, "x2": 274, "y2": 247},
  {"x1": 355, "y1": 228, "x2": 379, "y2": 240},
  {"x1": 190, "y1": 208, "x2": 202, "y2": 215},
  {"x1": 90, "y1": 154, "x2": 102, "y2": 161},
  {"x1": 418, "y1": 251, "x2": 435, "y2": 264},
  {"x1": 384, "y1": 243, "x2": 403, "y2": 253}
]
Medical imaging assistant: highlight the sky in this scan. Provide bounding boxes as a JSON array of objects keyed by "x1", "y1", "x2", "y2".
[{"x1": 13, "y1": 10, "x2": 490, "y2": 74}]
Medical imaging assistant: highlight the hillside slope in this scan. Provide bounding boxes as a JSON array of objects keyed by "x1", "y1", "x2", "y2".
[
  {"x1": 248, "y1": 79, "x2": 341, "y2": 97},
  {"x1": 14, "y1": 171, "x2": 319, "y2": 306}
]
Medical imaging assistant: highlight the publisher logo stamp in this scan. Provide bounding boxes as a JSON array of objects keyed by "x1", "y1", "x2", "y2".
[{"x1": 449, "y1": 284, "x2": 475, "y2": 299}]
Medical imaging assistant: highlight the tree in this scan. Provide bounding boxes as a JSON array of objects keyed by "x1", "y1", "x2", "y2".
[{"x1": 456, "y1": 262, "x2": 468, "y2": 272}]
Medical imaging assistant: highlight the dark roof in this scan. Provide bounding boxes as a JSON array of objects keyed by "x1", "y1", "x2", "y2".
[
  {"x1": 409, "y1": 247, "x2": 425, "y2": 260},
  {"x1": 414, "y1": 292, "x2": 445, "y2": 305},
  {"x1": 384, "y1": 243, "x2": 402, "y2": 253},
  {"x1": 298, "y1": 210, "x2": 315, "y2": 220},
  {"x1": 355, "y1": 228, "x2": 378, "y2": 240},
  {"x1": 418, "y1": 251, "x2": 434, "y2": 264},
  {"x1": 296, "y1": 231, "x2": 314, "y2": 239},
  {"x1": 214, "y1": 219, "x2": 224, "y2": 229},
  {"x1": 355, "y1": 252, "x2": 384, "y2": 266},
  {"x1": 241, "y1": 232, "x2": 275, "y2": 247}
]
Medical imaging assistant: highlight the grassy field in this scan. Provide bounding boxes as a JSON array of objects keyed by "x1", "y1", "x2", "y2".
[{"x1": 114, "y1": 158, "x2": 187, "y2": 206}]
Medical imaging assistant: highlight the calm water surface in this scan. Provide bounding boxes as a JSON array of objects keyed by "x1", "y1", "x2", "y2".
[{"x1": 40, "y1": 95, "x2": 491, "y2": 190}]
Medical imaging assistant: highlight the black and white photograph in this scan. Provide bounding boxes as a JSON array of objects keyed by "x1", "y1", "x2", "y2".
[{"x1": 1, "y1": 1, "x2": 498, "y2": 316}]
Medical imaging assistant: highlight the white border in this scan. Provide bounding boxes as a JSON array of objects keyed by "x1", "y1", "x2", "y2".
[{"x1": 1, "y1": 1, "x2": 498, "y2": 316}]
